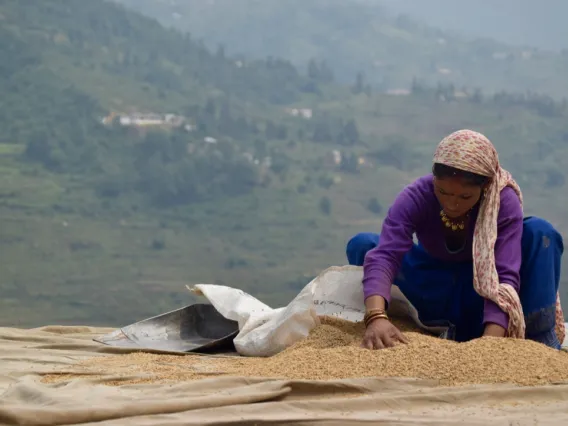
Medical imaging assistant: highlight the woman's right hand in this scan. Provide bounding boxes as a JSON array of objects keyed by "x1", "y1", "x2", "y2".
[{"x1": 361, "y1": 318, "x2": 409, "y2": 349}]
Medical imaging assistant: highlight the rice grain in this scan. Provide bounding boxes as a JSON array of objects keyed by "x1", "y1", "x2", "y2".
[{"x1": 42, "y1": 316, "x2": 568, "y2": 387}]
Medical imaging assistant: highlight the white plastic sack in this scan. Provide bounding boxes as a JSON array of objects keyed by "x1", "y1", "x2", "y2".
[
  {"x1": 189, "y1": 282, "x2": 319, "y2": 357},
  {"x1": 189, "y1": 265, "x2": 448, "y2": 357}
]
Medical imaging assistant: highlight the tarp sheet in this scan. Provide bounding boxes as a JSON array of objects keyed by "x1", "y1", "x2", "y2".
[{"x1": 1, "y1": 325, "x2": 568, "y2": 425}]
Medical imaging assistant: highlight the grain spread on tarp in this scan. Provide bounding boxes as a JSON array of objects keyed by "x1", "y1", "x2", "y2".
[{"x1": 42, "y1": 316, "x2": 568, "y2": 387}]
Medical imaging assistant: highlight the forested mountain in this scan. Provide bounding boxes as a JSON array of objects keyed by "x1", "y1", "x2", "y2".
[
  {"x1": 0, "y1": 0, "x2": 335, "y2": 205},
  {"x1": 0, "y1": 0, "x2": 364, "y2": 325},
  {"x1": 377, "y1": 0, "x2": 568, "y2": 51},
  {"x1": 2, "y1": 0, "x2": 568, "y2": 328},
  {"x1": 115, "y1": 0, "x2": 568, "y2": 98}
]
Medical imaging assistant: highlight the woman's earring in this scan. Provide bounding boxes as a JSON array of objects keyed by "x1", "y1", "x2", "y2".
[{"x1": 483, "y1": 188, "x2": 488, "y2": 197}]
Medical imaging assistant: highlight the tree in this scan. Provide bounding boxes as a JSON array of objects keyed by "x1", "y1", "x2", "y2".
[
  {"x1": 369, "y1": 135, "x2": 411, "y2": 171},
  {"x1": 265, "y1": 121, "x2": 279, "y2": 139},
  {"x1": 340, "y1": 152, "x2": 359, "y2": 173},
  {"x1": 218, "y1": 101, "x2": 234, "y2": 134},
  {"x1": 216, "y1": 44, "x2": 226, "y2": 60},
  {"x1": 205, "y1": 99, "x2": 216, "y2": 117},
  {"x1": 352, "y1": 72, "x2": 365, "y2": 94},
  {"x1": 471, "y1": 88, "x2": 483, "y2": 103},
  {"x1": 411, "y1": 77, "x2": 425, "y2": 95},
  {"x1": 318, "y1": 60, "x2": 334, "y2": 83},
  {"x1": 253, "y1": 139, "x2": 267, "y2": 158},
  {"x1": 301, "y1": 80, "x2": 320, "y2": 94},
  {"x1": 275, "y1": 124, "x2": 288, "y2": 140},
  {"x1": 312, "y1": 116, "x2": 333, "y2": 143},
  {"x1": 317, "y1": 174, "x2": 334, "y2": 189},
  {"x1": 319, "y1": 196, "x2": 332, "y2": 216},
  {"x1": 25, "y1": 132, "x2": 52, "y2": 165},
  {"x1": 367, "y1": 197, "x2": 383, "y2": 215},
  {"x1": 307, "y1": 59, "x2": 334, "y2": 83},
  {"x1": 308, "y1": 59, "x2": 319, "y2": 80},
  {"x1": 270, "y1": 153, "x2": 291, "y2": 182},
  {"x1": 340, "y1": 120, "x2": 360, "y2": 145}
]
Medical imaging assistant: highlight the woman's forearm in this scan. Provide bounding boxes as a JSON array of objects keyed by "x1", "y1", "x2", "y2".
[{"x1": 364, "y1": 295, "x2": 386, "y2": 311}]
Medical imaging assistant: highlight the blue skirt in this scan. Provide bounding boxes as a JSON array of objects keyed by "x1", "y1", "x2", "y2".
[{"x1": 346, "y1": 216, "x2": 564, "y2": 349}]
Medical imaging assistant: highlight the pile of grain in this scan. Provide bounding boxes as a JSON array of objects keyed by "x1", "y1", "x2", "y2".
[{"x1": 42, "y1": 316, "x2": 568, "y2": 387}]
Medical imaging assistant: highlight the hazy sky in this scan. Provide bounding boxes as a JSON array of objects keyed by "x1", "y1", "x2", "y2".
[{"x1": 376, "y1": 0, "x2": 568, "y2": 51}]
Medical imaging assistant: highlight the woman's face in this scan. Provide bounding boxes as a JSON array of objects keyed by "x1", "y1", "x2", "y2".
[{"x1": 433, "y1": 176, "x2": 484, "y2": 218}]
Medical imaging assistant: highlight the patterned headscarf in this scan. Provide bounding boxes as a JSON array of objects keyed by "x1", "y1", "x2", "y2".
[{"x1": 433, "y1": 129, "x2": 565, "y2": 343}]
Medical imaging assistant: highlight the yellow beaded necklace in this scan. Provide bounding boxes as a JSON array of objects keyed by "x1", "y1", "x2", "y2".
[{"x1": 440, "y1": 210, "x2": 466, "y2": 231}]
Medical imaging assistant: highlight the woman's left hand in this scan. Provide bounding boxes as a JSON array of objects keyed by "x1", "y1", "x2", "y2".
[{"x1": 483, "y1": 323, "x2": 506, "y2": 338}]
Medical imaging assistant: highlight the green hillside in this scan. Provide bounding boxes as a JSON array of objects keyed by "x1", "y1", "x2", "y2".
[
  {"x1": 0, "y1": 0, "x2": 365, "y2": 326},
  {"x1": 2, "y1": 0, "x2": 568, "y2": 328},
  {"x1": 114, "y1": 0, "x2": 568, "y2": 98}
]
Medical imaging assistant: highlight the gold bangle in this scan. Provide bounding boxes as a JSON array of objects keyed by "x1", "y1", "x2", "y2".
[
  {"x1": 365, "y1": 313, "x2": 388, "y2": 323},
  {"x1": 364, "y1": 316, "x2": 387, "y2": 328},
  {"x1": 364, "y1": 309, "x2": 387, "y2": 322},
  {"x1": 365, "y1": 308, "x2": 386, "y2": 316},
  {"x1": 364, "y1": 313, "x2": 389, "y2": 327}
]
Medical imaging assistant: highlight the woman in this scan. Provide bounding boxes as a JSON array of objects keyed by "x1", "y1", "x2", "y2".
[{"x1": 346, "y1": 129, "x2": 565, "y2": 350}]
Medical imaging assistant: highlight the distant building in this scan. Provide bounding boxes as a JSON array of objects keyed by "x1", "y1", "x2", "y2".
[
  {"x1": 102, "y1": 112, "x2": 187, "y2": 128},
  {"x1": 164, "y1": 114, "x2": 184, "y2": 126},
  {"x1": 386, "y1": 89, "x2": 411, "y2": 96},
  {"x1": 521, "y1": 51, "x2": 533, "y2": 60},
  {"x1": 120, "y1": 114, "x2": 164, "y2": 127},
  {"x1": 492, "y1": 52, "x2": 509, "y2": 60},
  {"x1": 324, "y1": 150, "x2": 342, "y2": 167},
  {"x1": 285, "y1": 108, "x2": 313, "y2": 119}
]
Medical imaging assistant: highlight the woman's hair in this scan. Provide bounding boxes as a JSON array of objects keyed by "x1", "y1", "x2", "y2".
[{"x1": 432, "y1": 162, "x2": 489, "y2": 187}]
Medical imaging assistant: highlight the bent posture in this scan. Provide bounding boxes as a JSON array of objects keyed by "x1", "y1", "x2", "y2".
[{"x1": 347, "y1": 129, "x2": 564, "y2": 350}]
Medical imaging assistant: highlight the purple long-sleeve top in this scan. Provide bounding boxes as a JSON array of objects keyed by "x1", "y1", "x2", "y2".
[{"x1": 363, "y1": 174, "x2": 523, "y2": 330}]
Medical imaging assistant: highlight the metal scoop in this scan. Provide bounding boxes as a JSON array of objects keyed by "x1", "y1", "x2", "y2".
[{"x1": 94, "y1": 303, "x2": 239, "y2": 354}]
